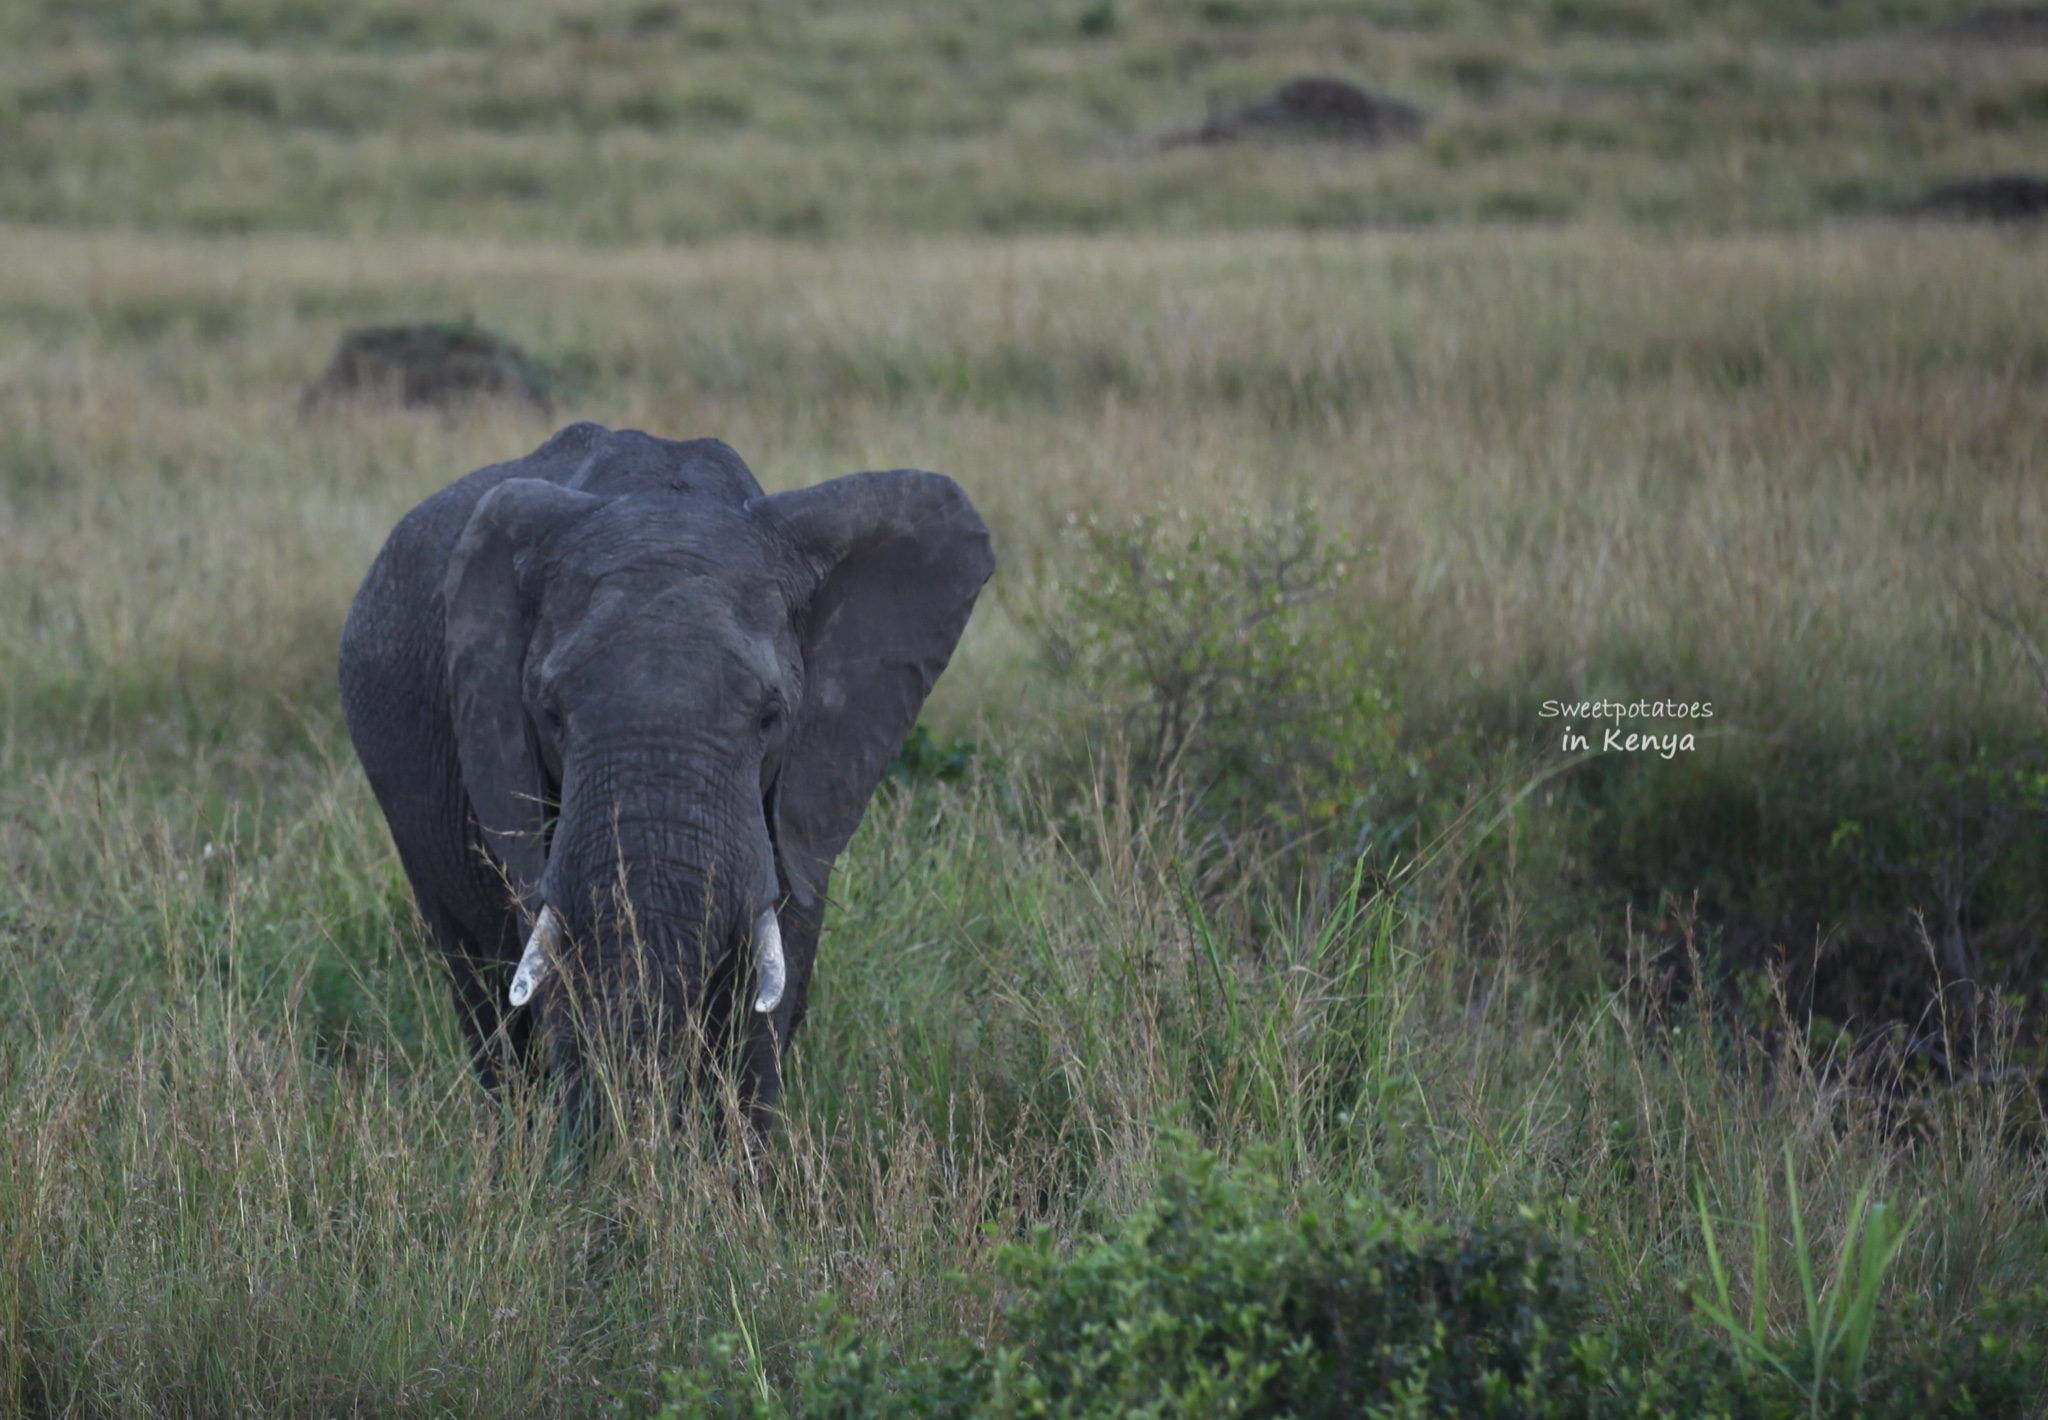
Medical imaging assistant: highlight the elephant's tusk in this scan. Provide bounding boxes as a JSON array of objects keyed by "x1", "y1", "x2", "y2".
[
  {"x1": 752, "y1": 907, "x2": 786, "y2": 1014},
  {"x1": 508, "y1": 905, "x2": 563, "y2": 1008}
]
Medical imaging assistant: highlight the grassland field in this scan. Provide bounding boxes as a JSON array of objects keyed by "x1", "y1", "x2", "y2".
[
  {"x1": 4, "y1": 0, "x2": 2048, "y2": 236},
  {"x1": 1, "y1": 0, "x2": 2047, "y2": 1414}
]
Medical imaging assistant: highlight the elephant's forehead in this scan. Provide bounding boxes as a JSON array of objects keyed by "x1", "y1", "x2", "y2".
[
  {"x1": 567, "y1": 562, "x2": 793, "y2": 651},
  {"x1": 604, "y1": 576, "x2": 786, "y2": 639},
  {"x1": 542, "y1": 571, "x2": 792, "y2": 694},
  {"x1": 557, "y1": 496, "x2": 784, "y2": 587}
]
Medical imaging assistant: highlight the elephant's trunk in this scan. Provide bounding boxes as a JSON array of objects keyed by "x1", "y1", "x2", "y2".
[{"x1": 515, "y1": 752, "x2": 784, "y2": 1024}]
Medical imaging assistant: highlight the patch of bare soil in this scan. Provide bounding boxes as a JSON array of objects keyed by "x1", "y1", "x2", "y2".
[
  {"x1": 1912, "y1": 173, "x2": 2048, "y2": 222},
  {"x1": 1170, "y1": 77, "x2": 1426, "y2": 148},
  {"x1": 1928, "y1": 4, "x2": 2048, "y2": 42},
  {"x1": 302, "y1": 321, "x2": 553, "y2": 413}
]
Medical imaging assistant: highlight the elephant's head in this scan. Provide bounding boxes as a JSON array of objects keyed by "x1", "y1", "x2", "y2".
[{"x1": 438, "y1": 431, "x2": 993, "y2": 1108}]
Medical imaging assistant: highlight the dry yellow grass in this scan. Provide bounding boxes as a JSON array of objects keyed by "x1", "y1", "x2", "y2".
[
  {"x1": 3, "y1": 0, "x2": 2043, "y2": 237},
  {"x1": 1, "y1": 221, "x2": 2040, "y2": 740}
]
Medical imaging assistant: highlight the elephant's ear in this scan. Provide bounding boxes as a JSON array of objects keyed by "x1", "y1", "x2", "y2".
[
  {"x1": 752, "y1": 470, "x2": 995, "y2": 906},
  {"x1": 442, "y1": 477, "x2": 603, "y2": 903}
]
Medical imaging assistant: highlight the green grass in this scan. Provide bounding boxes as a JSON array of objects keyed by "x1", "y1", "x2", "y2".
[{"x1": 3, "y1": 731, "x2": 2044, "y2": 1411}]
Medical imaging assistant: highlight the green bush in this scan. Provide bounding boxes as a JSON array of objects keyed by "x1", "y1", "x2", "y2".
[
  {"x1": 1028, "y1": 508, "x2": 1400, "y2": 849},
  {"x1": 652, "y1": 1145, "x2": 2048, "y2": 1419},
  {"x1": 657, "y1": 1142, "x2": 1593, "y2": 1419},
  {"x1": 888, "y1": 722, "x2": 980, "y2": 788},
  {"x1": 994, "y1": 1153, "x2": 1589, "y2": 1418}
]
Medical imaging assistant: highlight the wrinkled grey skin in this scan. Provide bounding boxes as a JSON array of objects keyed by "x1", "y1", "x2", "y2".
[{"x1": 338, "y1": 423, "x2": 994, "y2": 1136}]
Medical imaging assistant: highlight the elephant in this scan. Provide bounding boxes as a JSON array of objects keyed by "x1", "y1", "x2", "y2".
[{"x1": 337, "y1": 422, "x2": 994, "y2": 1137}]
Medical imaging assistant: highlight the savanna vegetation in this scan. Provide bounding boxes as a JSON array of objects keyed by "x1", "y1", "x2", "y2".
[
  {"x1": 1, "y1": 0, "x2": 2046, "y2": 1414},
  {"x1": 4, "y1": 0, "x2": 2048, "y2": 236}
]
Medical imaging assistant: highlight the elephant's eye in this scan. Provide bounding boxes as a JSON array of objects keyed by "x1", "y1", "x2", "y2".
[{"x1": 759, "y1": 703, "x2": 783, "y2": 735}]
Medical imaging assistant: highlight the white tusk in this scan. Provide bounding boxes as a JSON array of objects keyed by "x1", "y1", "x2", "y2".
[
  {"x1": 752, "y1": 907, "x2": 786, "y2": 1014},
  {"x1": 508, "y1": 905, "x2": 563, "y2": 1008}
]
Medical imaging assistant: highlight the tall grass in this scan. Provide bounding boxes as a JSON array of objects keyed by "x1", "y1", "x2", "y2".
[
  {"x1": 0, "y1": 218, "x2": 2045, "y2": 1408},
  {"x1": 1, "y1": 731, "x2": 2042, "y2": 1411}
]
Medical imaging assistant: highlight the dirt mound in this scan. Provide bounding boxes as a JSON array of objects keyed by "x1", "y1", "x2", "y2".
[
  {"x1": 1929, "y1": 4, "x2": 2048, "y2": 42},
  {"x1": 1174, "y1": 77, "x2": 1425, "y2": 147},
  {"x1": 1911, "y1": 173, "x2": 2048, "y2": 222},
  {"x1": 302, "y1": 321, "x2": 553, "y2": 414}
]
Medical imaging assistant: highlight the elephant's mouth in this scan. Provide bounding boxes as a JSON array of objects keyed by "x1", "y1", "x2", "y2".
[{"x1": 506, "y1": 903, "x2": 786, "y2": 1014}]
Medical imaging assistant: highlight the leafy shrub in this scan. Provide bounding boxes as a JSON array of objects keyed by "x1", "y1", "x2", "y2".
[
  {"x1": 993, "y1": 1150, "x2": 1590, "y2": 1418},
  {"x1": 655, "y1": 1143, "x2": 1593, "y2": 1418},
  {"x1": 1076, "y1": 1, "x2": 1117, "y2": 38},
  {"x1": 651, "y1": 1144, "x2": 2048, "y2": 1419},
  {"x1": 1027, "y1": 507, "x2": 1399, "y2": 848},
  {"x1": 887, "y1": 721, "x2": 979, "y2": 788}
]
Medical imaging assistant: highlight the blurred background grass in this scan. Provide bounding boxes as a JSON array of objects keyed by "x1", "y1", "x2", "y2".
[
  {"x1": 2, "y1": 0, "x2": 2047, "y2": 1413},
  {"x1": 0, "y1": 0, "x2": 2043, "y2": 236}
]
